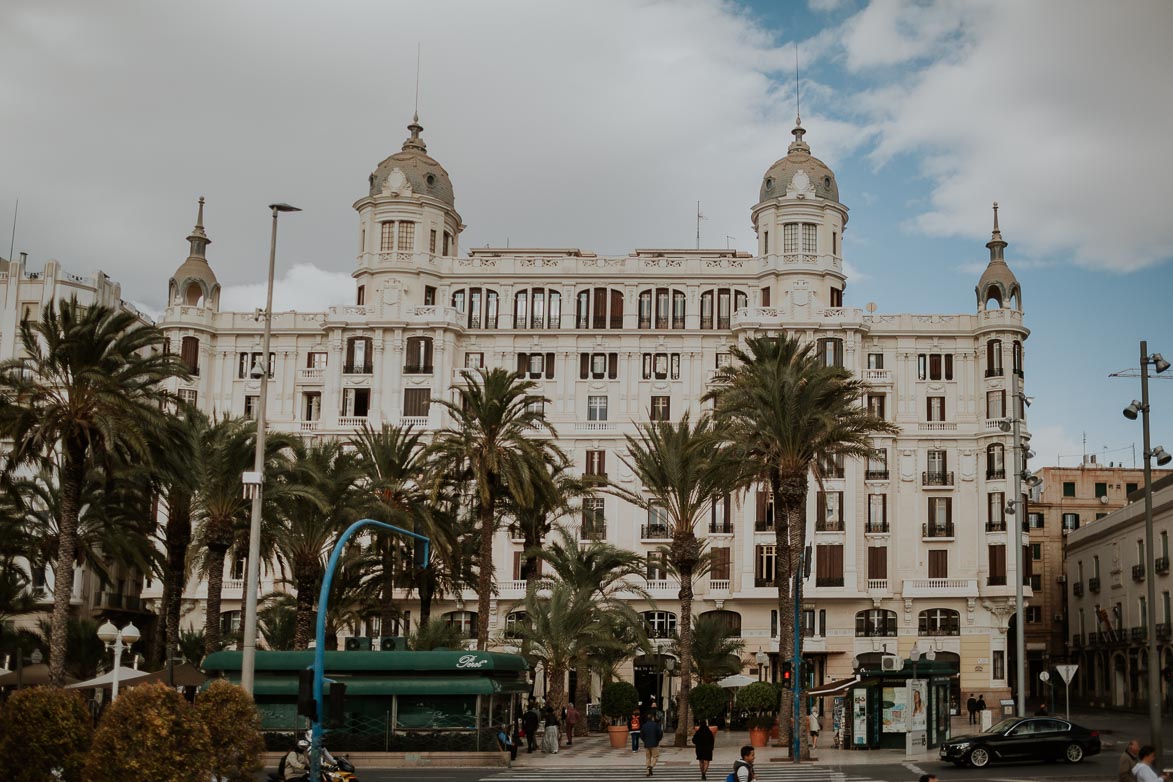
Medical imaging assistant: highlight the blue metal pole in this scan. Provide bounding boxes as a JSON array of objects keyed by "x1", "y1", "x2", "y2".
[
  {"x1": 792, "y1": 551, "x2": 803, "y2": 763},
  {"x1": 310, "y1": 519, "x2": 430, "y2": 780}
]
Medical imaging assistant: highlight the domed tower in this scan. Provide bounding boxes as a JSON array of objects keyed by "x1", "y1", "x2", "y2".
[
  {"x1": 751, "y1": 118, "x2": 849, "y2": 315},
  {"x1": 352, "y1": 115, "x2": 463, "y2": 309},
  {"x1": 168, "y1": 197, "x2": 220, "y2": 310},
  {"x1": 976, "y1": 202, "x2": 1022, "y2": 310}
]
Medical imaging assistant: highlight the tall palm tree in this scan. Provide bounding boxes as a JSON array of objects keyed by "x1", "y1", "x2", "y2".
[
  {"x1": 271, "y1": 440, "x2": 357, "y2": 648},
  {"x1": 505, "y1": 458, "x2": 585, "y2": 594},
  {"x1": 428, "y1": 368, "x2": 564, "y2": 650},
  {"x1": 676, "y1": 614, "x2": 745, "y2": 684},
  {"x1": 705, "y1": 334, "x2": 897, "y2": 757},
  {"x1": 0, "y1": 299, "x2": 186, "y2": 685},
  {"x1": 615, "y1": 413, "x2": 745, "y2": 746}
]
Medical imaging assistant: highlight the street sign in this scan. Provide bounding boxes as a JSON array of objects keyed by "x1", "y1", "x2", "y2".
[
  {"x1": 1055, "y1": 664, "x2": 1078, "y2": 685},
  {"x1": 1039, "y1": 671, "x2": 1050, "y2": 682}
]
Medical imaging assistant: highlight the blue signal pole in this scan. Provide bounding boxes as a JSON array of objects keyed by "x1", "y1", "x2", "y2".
[
  {"x1": 310, "y1": 519, "x2": 430, "y2": 780},
  {"x1": 792, "y1": 549, "x2": 803, "y2": 763}
]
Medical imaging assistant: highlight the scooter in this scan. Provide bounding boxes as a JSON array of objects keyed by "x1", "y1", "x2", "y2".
[{"x1": 267, "y1": 752, "x2": 358, "y2": 782}]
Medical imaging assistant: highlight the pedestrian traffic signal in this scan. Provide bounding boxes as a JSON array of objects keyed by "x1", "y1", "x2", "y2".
[
  {"x1": 328, "y1": 681, "x2": 346, "y2": 725},
  {"x1": 781, "y1": 661, "x2": 793, "y2": 688},
  {"x1": 297, "y1": 669, "x2": 317, "y2": 721}
]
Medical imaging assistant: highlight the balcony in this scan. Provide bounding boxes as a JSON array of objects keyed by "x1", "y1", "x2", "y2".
[
  {"x1": 1089, "y1": 576, "x2": 1101, "y2": 592},
  {"x1": 644, "y1": 579, "x2": 681, "y2": 595},
  {"x1": 343, "y1": 362, "x2": 373, "y2": 375},
  {"x1": 861, "y1": 369, "x2": 892, "y2": 384},
  {"x1": 754, "y1": 520, "x2": 775, "y2": 533},
  {"x1": 985, "y1": 367, "x2": 1004, "y2": 378},
  {"x1": 986, "y1": 469, "x2": 1006, "y2": 480},
  {"x1": 708, "y1": 521, "x2": 734, "y2": 535},
  {"x1": 901, "y1": 578, "x2": 979, "y2": 598},
  {"x1": 1132, "y1": 564, "x2": 1146, "y2": 582},
  {"x1": 400, "y1": 416, "x2": 430, "y2": 429},
  {"x1": 1072, "y1": 633, "x2": 1083, "y2": 649},
  {"x1": 640, "y1": 525, "x2": 671, "y2": 541},
  {"x1": 709, "y1": 579, "x2": 731, "y2": 592},
  {"x1": 338, "y1": 416, "x2": 369, "y2": 430},
  {"x1": 298, "y1": 368, "x2": 325, "y2": 383},
  {"x1": 866, "y1": 578, "x2": 888, "y2": 591},
  {"x1": 987, "y1": 575, "x2": 1006, "y2": 586},
  {"x1": 754, "y1": 576, "x2": 775, "y2": 588},
  {"x1": 815, "y1": 519, "x2": 844, "y2": 532},
  {"x1": 1130, "y1": 626, "x2": 1147, "y2": 642},
  {"x1": 575, "y1": 421, "x2": 615, "y2": 433},
  {"x1": 1156, "y1": 556, "x2": 1170, "y2": 574},
  {"x1": 299, "y1": 421, "x2": 319, "y2": 434},
  {"x1": 865, "y1": 521, "x2": 890, "y2": 534},
  {"x1": 580, "y1": 524, "x2": 607, "y2": 542},
  {"x1": 986, "y1": 520, "x2": 1006, "y2": 532},
  {"x1": 865, "y1": 470, "x2": 889, "y2": 481},
  {"x1": 1073, "y1": 581, "x2": 1084, "y2": 596},
  {"x1": 918, "y1": 422, "x2": 957, "y2": 432},
  {"x1": 403, "y1": 364, "x2": 434, "y2": 375},
  {"x1": 922, "y1": 471, "x2": 954, "y2": 488},
  {"x1": 1158, "y1": 623, "x2": 1172, "y2": 640},
  {"x1": 923, "y1": 521, "x2": 955, "y2": 539}
]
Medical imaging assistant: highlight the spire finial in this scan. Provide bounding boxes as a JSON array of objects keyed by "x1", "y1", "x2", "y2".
[
  {"x1": 186, "y1": 196, "x2": 210, "y2": 257},
  {"x1": 992, "y1": 201, "x2": 1000, "y2": 234},
  {"x1": 986, "y1": 200, "x2": 1007, "y2": 262},
  {"x1": 403, "y1": 115, "x2": 427, "y2": 153},
  {"x1": 196, "y1": 196, "x2": 205, "y2": 229}
]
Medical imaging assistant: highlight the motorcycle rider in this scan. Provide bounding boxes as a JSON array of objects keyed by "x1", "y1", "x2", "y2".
[{"x1": 282, "y1": 739, "x2": 310, "y2": 781}]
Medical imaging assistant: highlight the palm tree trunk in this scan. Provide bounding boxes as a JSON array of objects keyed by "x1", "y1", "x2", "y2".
[
  {"x1": 164, "y1": 488, "x2": 192, "y2": 661},
  {"x1": 476, "y1": 496, "x2": 496, "y2": 651},
  {"x1": 48, "y1": 440, "x2": 85, "y2": 687},
  {"x1": 777, "y1": 470, "x2": 809, "y2": 760},
  {"x1": 771, "y1": 468, "x2": 795, "y2": 750},
  {"x1": 293, "y1": 569, "x2": 317, "y2": 650},
  {"x1": 547, "y1": 661, "x2": 566, "y2": 714},
  {"x1": 204, "y1": 544, "x2": 228, "y2": 655},
  {"x1": 674, "y1": 560, "x2": 695, "y2": 748},
  {"x1": 417, "y1": 571, "x2": 434, "y2": 626}
]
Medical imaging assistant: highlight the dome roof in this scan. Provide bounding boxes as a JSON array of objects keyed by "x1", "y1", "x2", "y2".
[
  {"x1": 368, "y1": 116, "x2": 455, "y2": 207},
  {"x1": 976, "y1": 203, "x2": 1021, "y2": 310},
  {"x1": 171, "y1": 256, "x2": 218, "y2": 289},
  {"x1": 759, "y1": 124, "x2": 840, "y2": 203}
]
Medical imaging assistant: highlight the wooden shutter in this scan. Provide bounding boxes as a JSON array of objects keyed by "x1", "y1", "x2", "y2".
[
  {"x1": 756, "y1": 489, "x2": 767, "y2": 523},
  {"x1": 761, "y1": 286, "x2": 771, "y2": 306},
  {"x1": 711, "y1": 548, "x2": 730, "y2": 580},
  {"x1": 592, "y1": 288, "x2": 607, "y2": 329},
  {"x1": 180, "y1": 336, "x2": 199, "y2": 372},
  {"x1": 346, "y1": 338, "x2": 356, "y2": 368},
  {"x1": 610, "y1": 289, "x2": 624, "y2": 328},
  {"x1": 517, "y1": 353, "x2": 527, "y2": 374},
  {"x1": 928, "y1": 550, "x2": 948, "y2": 579},
  {"x1": 424, "y1": 338, "x2": 434, "y2": 370},
  {"x1": 1024, "y1": 546, "x2": 1033, "y2": 578},
  {"x1": 545, "y1": 352, "x2": 555, "y2": 379},
  {"x1": 579, "y1": 353, "x2": 590, "y2": 379},
  {"x1": 944, "y1": 354, "x2": 954, "y2": 380},
  {"x1": 513, "y1": 552, "x2": 522, "y2": 580},
  {"x1": 608, "y1": 353, "x2": 618, "y2": 379},
  {"x1": 868, "y1": 547, "x2": 887, "y2": 580},
  {"x1": 830, "y1": 545, "x2": 844, "y2": 582},
  {"x1": 989, "y1": 545, "x2": 1006, "y2": 580}
]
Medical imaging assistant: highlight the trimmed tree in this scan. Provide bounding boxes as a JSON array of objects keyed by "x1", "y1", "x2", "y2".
[
  {"x1": 0, "y1": 687, "x2": 93, "y2": 782},
  {"x1": 686, "y1": 682, "x2": 727, "y2": 725},
  {"x1": 84, "y1": 682, "x2": 213, "y2": 782},
  {"x1": 601, "y1": 680, "x2": 640, "y2": 726},
  {"x1": 193, "y1": 680, "x2": 264, "y2": 782},
  {"x1": 735, "y1": 681, "x2": 779, "y2": 730}
]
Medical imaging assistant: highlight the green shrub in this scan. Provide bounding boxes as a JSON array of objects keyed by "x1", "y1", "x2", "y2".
[
  {"x1": 84, "y1": 681, "x2": 213, "y2": 782},
  {"x1": 0, "y1": 686, "x2": 93, "y2": 782},
  {"x1": 194, "y1": 680, "x2": 264, "y2": 782},
  {"x1": 735, "y1": 681, "x2": 779, "y2": 729},
  {"x1": 687, "y1": 683, "x2": 727, "y2": 722},
  {"x1": 600, "y1": 680, "x2": 639, "y2": 724}
]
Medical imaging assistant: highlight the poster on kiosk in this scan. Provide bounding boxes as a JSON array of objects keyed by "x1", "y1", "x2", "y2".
[{"x1": 906, "y1": 679, "x2": 928, "y2": 755}]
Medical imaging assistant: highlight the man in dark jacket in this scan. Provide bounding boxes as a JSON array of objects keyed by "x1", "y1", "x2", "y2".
[
  {"x1": 966, "y1": 693, "x2": 978, "y2": 724},
  {"x1": 522, "y1": 704, "x2": 540, "y2": 753},
  {"x1": 640, "y1": 714, "x2": 664, "y2": 776}
]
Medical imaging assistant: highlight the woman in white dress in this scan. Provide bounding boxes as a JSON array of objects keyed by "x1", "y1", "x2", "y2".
[{"x1": 541, "y1": 707, "x2": 560, "y2": 754}]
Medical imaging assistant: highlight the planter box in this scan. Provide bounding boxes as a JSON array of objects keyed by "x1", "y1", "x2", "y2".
[{"x1": 608, "y1": 725, "x2": 630, "y2": 748}]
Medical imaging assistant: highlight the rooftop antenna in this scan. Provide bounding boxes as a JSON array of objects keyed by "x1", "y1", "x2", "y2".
[
  {"x1": 695, "y1": 201, "x2": 707, "y2": 249},
  {"x1": 414, "y1": 44, "x2": 421, "y2": 118},
  {"x1": 794, "y1": 41, "x2": 801, "y2": 124},
  {"x1": 7, "y1": 198, "x2": 17, "y2": 265},
  {"x1": 725, "y1": 235, "x2": 735, "y2": 249}
]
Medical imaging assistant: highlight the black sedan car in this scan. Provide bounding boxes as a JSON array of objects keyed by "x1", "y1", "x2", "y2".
[{"x1": 939, "y1": 717, "x2": 1101, "y2": 768}]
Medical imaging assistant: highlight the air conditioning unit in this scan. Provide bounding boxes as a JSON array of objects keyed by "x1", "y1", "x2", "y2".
[
  {"x1": 881, "y1": 654, "x2": 902, "y2": 672},
  {"x1": 378, "y1": 636, "x2": 408, "y2": 652},
  {"x1": 1057, "y1": 575, "x2": 1067, "y2": 584},
  {"x1": 1053, "y1": 613, "x2": 1064, "y2": 622},
  {"x1": 344, "y1": 636, "x2": 372, "y2": 651}
]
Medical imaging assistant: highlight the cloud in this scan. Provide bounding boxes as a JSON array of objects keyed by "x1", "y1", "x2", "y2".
[
  {"x1": 1026, "y1": 424, "x2": 1086, "y2": 472},
  {"x1": 839, "y1": 0, "x2": 1173, "y2": 272},
  {"x1": 808, "y1": 0, "x2": 850, "y2": 12},
  {"x1": 219, "y1": 263, "x2": 354, "y2": 313}
]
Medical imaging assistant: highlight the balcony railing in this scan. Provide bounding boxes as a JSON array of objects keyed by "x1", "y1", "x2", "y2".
[
  {"x1": 1158, "y1": 623, "x2": 1172, "y2": 640},
  {"x1": 986, "y1": 520, "x2": 1006, "y2": 532},
  {"x1": 865, "y1": 470, "x2": 889, "y2": 481},
  {"x1": 1089, "y1": 576, "x2": 1101, "y2": 592},
  {"x1": 403, "y1": 364, "x2": 434, "y2": 374},
  {"x1": 865, "y1": 521, "x2": 890, "y2": 534},
  {"x1": 923, "y1": 521, "x2": 955, "y2": 539},
  {"x1": 708, "y1": 521, "x2": 734, "y2": 534},
  {"x1": 866, "y1": 578, "x2": 888, "y2": 591},
  {"x1": 298, "y1": 367, "x2": 325, "y2": 382},
  {"x1": 922, "y1": 471, "x2": 954, "y2": 487},
  {"x1": 754, "y1": 520, "x2": 775, "y2": 532},
  {"x1": 1132, "y1": 564, "x2": 1146, "y2": 582},
  {"x1": 986, "y1": 469, "x2": 1006, "y2": 480},
  {"x1": 709, "y1": 579, "x2": 730, "y2": 591},
  {"x1": 1130, "y1": 626, "x2": 1147, "y2": 642},
  {"x1": 815, "y1": 519, "x2": 844, "y2": 532},
  {"x1": 580, "y1": 524, "x2": 607, "y2": 541},
  {"x1": 987, "y1": 575, "x2": 1007, "y2": 586},
  {"x1": 343, "y1": 362, "x2": 373, "y2": 374},
  {"x1": 338, "y1": 416, "x2": 369, "y2": 429},
  {"x1": 754, "y1": 576, "x2": 775, "y2": 588},
  {"x1": 1073, "y1": 582, "x2": 1084, "y2": 596},
  {"x1": 641, "y1": 525, "x2": 671, "y2": 540},
  {"x1": 985, "y1": 367, "x2": 1004, "y2": 377},
  {"x1": 1071, "y1": 633, "x2": 1083, "y2": 648},
  {"x1": 1156, "y1": 556, "x2": 1170, "y2": 574}
]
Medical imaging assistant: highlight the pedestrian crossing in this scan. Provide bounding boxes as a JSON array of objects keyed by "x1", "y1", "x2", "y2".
[{"x1": 480, "y1": 766, "x2": 884, "y2": 782}]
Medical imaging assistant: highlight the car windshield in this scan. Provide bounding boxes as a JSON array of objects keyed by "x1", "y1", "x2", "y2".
[{"x1": 983, "y1": 718, "x2": 1020, "y2": 735}]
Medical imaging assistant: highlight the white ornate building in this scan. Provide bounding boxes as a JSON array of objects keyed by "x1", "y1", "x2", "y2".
[{"x1": 8, "y1": 113, "x2": 1035, "y2": 705}]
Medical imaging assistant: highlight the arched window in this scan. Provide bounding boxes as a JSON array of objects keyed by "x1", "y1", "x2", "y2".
[
  {"x1": 855, "y1": 609, "x2": 897, "y2": 637},
  {"x1": 451, "y1": 287, "x2": 499, "y2": 329},
  {"x1": 442, "y1": 610, "x2": 478, "y2": 639},
  {"x1": 642, "y1": 611, "x2": 678, "y2": 639},
  {"x1": 184, "y1": 282, "x2": 205, "y2": 307},
  {"x1": 180, "y1": 336, "x2": 200, "y2": 375},
  {"x1": 513, "y1": 287, "x2": 561, "y2": 329},
  {"x1": 699, "y1": 288, "x2": 748, "y2": 329},
  {"x1": 505, "y1": 611, "x2": 527, "y2": 639},
  {"x1": 987, "y1": 444, "x2": 1005, "y2": 479},
  {"x1": 404, "y1": 336, "x2": 433, "y2": 374},
  {"x1": 576, "y1": 287, "x2": 624, "y2": 329},
  {"x1": 986, "y1": 340, "x2": 1003, "y2": 377},
  {"x1": 637, "y1": 288, "x2": 686, "y2": 329},
  {"x1": 699, "y1": 609, "x2": 741, "y2": 637},
  {"x1": 220, "y1": 610, "x2": 242, "y2": 637},
  {"x1": 918, "y1": 608, "x2": 961, "y2": 636}
]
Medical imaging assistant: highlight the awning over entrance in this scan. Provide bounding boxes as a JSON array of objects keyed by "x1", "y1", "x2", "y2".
[
  {"x1": 807, "y1": 675, "x2": 860, "y2": 696},
  {"x1": 245, "y1": 676, "x2": 530, "y2": 697}
]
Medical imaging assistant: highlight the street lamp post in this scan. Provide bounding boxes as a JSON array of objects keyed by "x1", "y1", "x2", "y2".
[
  {"x1": 665, "y1": 657, "x2": 676, "y2": 731},
  {"x1": 240, "y1": 203, "x2": 301, "y2": 696},
  {"x1": 1122, "y1": 340, "x2": 1170, "y2": 763},
  {"x1": 96, "y1": 620, "x2": 140, "y2": 701}
]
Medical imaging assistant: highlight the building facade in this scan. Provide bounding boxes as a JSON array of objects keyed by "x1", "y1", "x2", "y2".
[
  {"x1": 66, "y1": 115, "x2": 1030, "y2": 705},
  {"x1": 1064, "y1": 473, "x2": 1173, "y2": 710}
]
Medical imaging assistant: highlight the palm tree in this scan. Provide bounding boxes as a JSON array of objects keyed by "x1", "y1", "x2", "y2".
[
  {"x1": 705, "y1": 334, "x2": 897, "y2": 757},
  {"x1": 505, "y1": 458, "x2": 586, "y2": 594},
  {"x1": 410, "y1": 617, "x2": 467, "y2": 651},
  {"x1": 271, "y1": 440, "x2": 357, "y2": 648},
  {"x1": 614, "y1": 412, "x2": 745, "y2": 746},
  {"x1": 428, "y1": 368, "x2": 564, "y2": 650},
  {"x1": 257, "y1": 593, "x2": 297, "y2": 651},
  {"x1": 0, "y1": 299, "x2": 186, "y2": 685},
  {"x1": 677, "y1": 614, "x2": 745, "y2": 684}
]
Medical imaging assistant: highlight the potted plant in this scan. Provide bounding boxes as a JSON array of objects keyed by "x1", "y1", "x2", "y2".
[
  {"x1": 735, "y1": 681, "x2": 778, "y2": 748},
  {"x1": 601, "y1": 681, "x2": 640, "y2": 749},
  {"x1": 687, "y1": 683, "x2": 726, "y2": 736}
]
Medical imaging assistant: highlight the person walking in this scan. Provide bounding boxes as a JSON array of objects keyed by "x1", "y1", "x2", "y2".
[
  {"x1": 976, "y1": 694, "x2": 987, "y2": 714},
  {"x1": 522, "y1": 704, "x2": 540, "y2": 753},
  {"x1": 809, "y1": 709, "x2": 822, "y2": 750},
  {"x1": 541, "y1": 706, "x2": 560, "y2": 754},
  {"x1": 565, "y1": 702, "x2": 580, "y2": 747},
  {"x1": 640, "y1": 712, "x2": 664, "y2": 776},
  {"x1": 1133, "y1": 745, "x2": 1172, "y2": 782},
  {"x1": 966, "y1": 693, "x2": 978, "y2": 725},
  {"x1": 1119, "y1": 739, "x2": 1141, "y2": 782},
  {"x1": 691, "y1": 719, "x2": 715, "y2": 780},
  {"x1": 630, "y1": 708, "x2": 642, "y2": 752},
  {"x1": 732, "y1": 745, "x2": 755, "y2": 781}
]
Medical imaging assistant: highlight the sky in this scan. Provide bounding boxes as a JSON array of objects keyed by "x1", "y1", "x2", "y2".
[{"x1": 1, "y1": 0, "x2": 1170, "y2": 471}]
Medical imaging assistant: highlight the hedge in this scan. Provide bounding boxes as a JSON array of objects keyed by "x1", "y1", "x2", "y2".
[
  {"x1": 0, "y1": 686, "x2": 93, "y2": 782},
  {"x1": 194, "y1": 680, "x2": 264, "y2": 782}
]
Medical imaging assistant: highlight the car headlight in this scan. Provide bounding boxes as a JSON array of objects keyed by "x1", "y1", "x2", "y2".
[{"x1": 952, "y1": 742, "x2": 971, "y2": 751}]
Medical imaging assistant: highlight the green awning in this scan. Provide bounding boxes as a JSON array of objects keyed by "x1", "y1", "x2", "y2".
[
  {"x1": 245, "y1": 676, "x2": 529, "y2": 697},
  {"x1": 203, "y1": 650, "x2": 527, "y2": 674}
]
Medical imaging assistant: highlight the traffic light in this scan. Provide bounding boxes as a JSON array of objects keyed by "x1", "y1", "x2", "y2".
[
  {"x1": 781, "y1": 661, "x2": 793, "y2": 689},
  {"x1": 328, "y1": 681, "x2": 346, "y2": 726},
  {"x1": 297, "y1": 669, "x2": 317, "y2": 722},
  {"x1": 413, "y1": 539, "x2": 429, "y2": 569}
]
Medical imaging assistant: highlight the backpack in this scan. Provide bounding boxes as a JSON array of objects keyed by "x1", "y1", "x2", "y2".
[{"x1": 727, "y1": 759, "x2": 750, "y2": 782}]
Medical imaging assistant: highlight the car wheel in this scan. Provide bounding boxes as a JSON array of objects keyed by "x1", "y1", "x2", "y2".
[
  {"x1": 1065, "y1": 742, "x2": 1084, "y2": 763},
  {"x1": 967, "y1": 747, "x2": 991, "y2": 768}
]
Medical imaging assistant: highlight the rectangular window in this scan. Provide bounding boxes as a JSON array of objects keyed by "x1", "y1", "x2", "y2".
[
  {"x1": 867, "y1": 394, "x2": 886, "y2": 419},
  {"x1": 867, "y1": 494, "x2": 887, "y2": 531},
  {"x1": 868, "y1": 449, "x2": 888, "y2": 479},
  {"x1": 986, "y1": 390, "x2": 1005, "y2": 419},
  {"x1": 646, "y1": 551, "x2": 668, "y2": 580},
  {"x1": 1095, "y1": 482, "x2": 1108, "y2": 498},
  {"x1": 1063, "y1": 481, "x2": 1076, "y2": 497},
  {"x1": 1127, "y1": 482, "x2": 1139, "y2": 495},
  {"x1": 650, "y1": 396, "x2": 671, "y2": 421},
  {"x1": 829, "y1": 287, "x2": 843, "y2": 307},
  {"x1": 927, "y1": 396, "x2": 946, "y2": 421},
  {"x1": 783, "y1": 223, "x2": 798, "y2": 253},
  {"x1": 928, "y1": 549, "x2": 949, "y2": 579},
  {"x1": 580, "y1": 352, "x2": 618, "y2": 380},
  {"x1": 993, "y1": 650, "x2": 1005, "y2": 680},
  {"x1": 178, "y1": 388, "x2": 198, "y2": 406},
  {"x1": 927, "y1": 497, "x2": 953, "y2": 537},
  {"x1": 710, "y1": 547, "x2": 731, "y2": 580},
  {"x1": 918, "y1": 353, "x2": 954, "y2": 380},
  {"x1": 867, "y1": 353, "x2": 884, "y2": 369},
  {"x1": 429, "y1": 229, "x2": 437, "y2": 253},
  {"x1": 402, "y1": 388, "x2": 430, "y2": 417},
  {"x1": 356, "y1": 285, "x2": 365, "y2": 305},
  {"x1": 642, "y1": 353, "x2": 680, "y2": 380},
  {"x1": 1025, "y1": 606, "x2": 1042, "y2": 623},
  {"x1": 817, "y1": 338, "x2": 843, "y2": 368},
  {"x1": 442, "y1": 231, "x2": 451, "y2": 256},
  {"x1": 582, "y1": 497, "x2": 605, "y2": 528},
  {"x1": 816, "y1": 491, "x2": 843, "y2": 530},
  {"x1": 988, "y1": 492, "x2": 1005, "y2": 529},
  {"x1": 1029, "y1": 574, "x2": 1042, "y2": 590},
  {"x1": 380, "y1": 222, "x2": 394, "y2": 251},
  {"x1": 302, "y1": 392, "x2": 321, "y2": 421},
  {"x1": 244, "y1": 395, "x2": 259, "y2": 419},
  {"x1": 464, "y1": 352, "x2": 484, "y2": 369},
  {"x1": 343, "y1": 387, "x2": 371, "y2": 417},
  {"x1": 802, "y1": 223, "x2": 818, "y2": 253},
  {"x1": 760, "y1": 286, "x2": 771, "y2": 307},
  {"x1": 756, "y1": 544, "x2": 776, "y2": 585},
  {"x1": 585, "y1": 450, "x2": 606, "y2": 477},
  {"x1": 1031, "y1": 543, "x2": 1042, "y2": 560},
  {"x1": 989, "y1": 545, "x2": 1006, "y2": 584},
  {"x1": 867, "y1": 547, "x2": 887, "y2": 580},
  {"x1": 397, "y1": 222, "x2": 414, "y2": 252},
  {"x1": 587, "y1": 396, "x2": 608, "y2": 421},
  {"x1": 307, "y1": 351, "x2": 328, "y2": 370},
  {"x1": 1062, "y1": 513, "x2": 1080, "y2": 532},
  {"x1": 815, "y1": 544, "x2": 844, "y2": 586}
]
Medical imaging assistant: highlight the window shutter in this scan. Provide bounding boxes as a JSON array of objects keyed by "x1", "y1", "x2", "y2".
[
  {"x1": 944, "y1": 354, "x2": 954, "y2": 380},
  {"x1": 424, "y1": 338, "x2": 434, "y2": 369},
  {"x1": 926, "y1": 396, "x2": 932, "y2": 420},
  {"x1": 989, "y1": 545, "x2": 1006, "y2": 579},
  {"x1": 346, "y1": 339, "x2": 355, "y2": 368},
  {"x1": 868, "y1": 547, "x2": 887, "y2": 580},
  {"x1": 757, "y1": 489, "x2": 767, "y2": 523},
  {"x1": 545, "y1": 352, "x2": 555, "y2": 379},
  {"x1": 579, "y1": 353, "x2": 589, "y2": 379},
  {"x1": 929, "y1": 550, "x2": 948, "y2": 579},
  {"x1": 946, "y1": 497, "x2": 953, "y2": 525},
  {"x1": 593, "y1": 288, "x2": 607, "y2": 329},
  {"x1": 610, "y1": 289, "x2": 624, "y2": 328},
  {"x1": 832, "y1": 545, "x2": 844, "y2": 581},
  {"x1": 513, "y1": 552, "x2": 522, "y2": 580},
  {"x1": 608, "y1": 352, "x2": 618, "y2": 379},
  {"x1": 516, "y1": 353, "x2": 527, "y2": 374}
]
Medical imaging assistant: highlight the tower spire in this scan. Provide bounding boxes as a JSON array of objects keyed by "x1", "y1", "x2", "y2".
[
  {"x1": 186, "y1": 196, "x2": 210, "y2": 258},
  {"x1": 403, "y1": 115, "x2": 427, "y2": 153},
  {"x1": 986, "y1": 201, "x2": 1007, "y2": 262}
]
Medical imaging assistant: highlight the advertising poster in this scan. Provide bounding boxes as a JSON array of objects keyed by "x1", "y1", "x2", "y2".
[
  {"x1": 882, "y1": 685, "x2": 907, "y2": 733},
  {"x1": 852, "y1": 688, "x2": 868, "y2": 746},
  {"x1": 908, "y1": 679, "x2": 927, "y2": 731},
  {"x1": 832, "y1": 696, "x2": 845, "y2": 748}
]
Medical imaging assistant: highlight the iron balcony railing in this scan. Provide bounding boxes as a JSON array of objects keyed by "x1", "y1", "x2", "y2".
[
  {"x1": 1073, "y1": 582, "x2": 1084, "y2": 596},
  {"x1": 865, "y1": 470, "x2": 889, "y2": 480},
  {"x1": 1089, "y1": 576, "x2": 1101, "y2": 592},
  {"x1": 865, "y1": 521, "x2": 890, "y2": 534},
  {"x1": 923, "y1": 521, "x2": 956, "y2": 538},
  {"x1": 922, "y1": 471, "x2": 955, "y2": 487},
  {"x1": 1132, "y1": 564, "x2": 1146, "y2": 582}
]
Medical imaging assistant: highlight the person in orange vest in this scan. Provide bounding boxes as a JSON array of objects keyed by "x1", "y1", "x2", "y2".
[{"x1": 629, "y1": 708, "x2": 642, "y2": 752}]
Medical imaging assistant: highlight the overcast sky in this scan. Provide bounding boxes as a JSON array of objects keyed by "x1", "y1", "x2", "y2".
[{"x1": 2, "y1": 0, "x2": 1170, "y2": 471}]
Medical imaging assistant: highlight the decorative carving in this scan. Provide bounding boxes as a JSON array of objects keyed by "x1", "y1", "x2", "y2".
[
  {"x1": 786, "y1": 168, "x2": 815, "y2": 198},
  {"x1": 381, "y1": 168, "x2": 414, "y2": 196},
  {"x1": 457, "y1": 257, "x2": 497, "y2": 268},
  {"x1": 704, "y1": 258, "x2": 745, "y2": 269}
]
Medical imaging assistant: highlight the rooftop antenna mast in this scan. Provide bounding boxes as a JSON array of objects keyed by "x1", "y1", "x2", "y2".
[
  {"x1": 7, "y1": 198, "x2": 17, "y2": 264},
  {"x1": 414, "y1": 44, "x2": 421, "y2": 117},
  {"x1": 695, "y1": 201, "x2": 707, "y2": 249},
  {"x1": 795, "y1": 41, "x2": 801, "y2": 123}
]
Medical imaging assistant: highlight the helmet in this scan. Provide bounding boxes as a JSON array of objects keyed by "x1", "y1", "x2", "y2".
[{"x1": 297, "y1": 739, "x2": 310, "y2": 751}]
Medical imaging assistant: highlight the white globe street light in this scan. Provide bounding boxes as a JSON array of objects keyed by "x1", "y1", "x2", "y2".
[{"x1": 97, "y1": 621, "x2": 140, "y2": 701}]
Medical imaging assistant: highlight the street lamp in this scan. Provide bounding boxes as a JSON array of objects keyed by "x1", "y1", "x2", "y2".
[
  {"x1": 96, "y1": 620, "x2": 140, "y2": 701},
  {"x1": 240, "y1": 202, "x2": 301, "y2": 695},
  {"x1": 1122, "y1": 340, "x2": 1168, "y2": 762},
  {"x1": 999, "y1": 367, "x2": 1033, "y2": 716},
  {"x1": 756, "y1": 649, "x2": 767, "y2": 682},
  {"x1": 665, "y1": 657, "x2": 676, "y2": 730}
]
